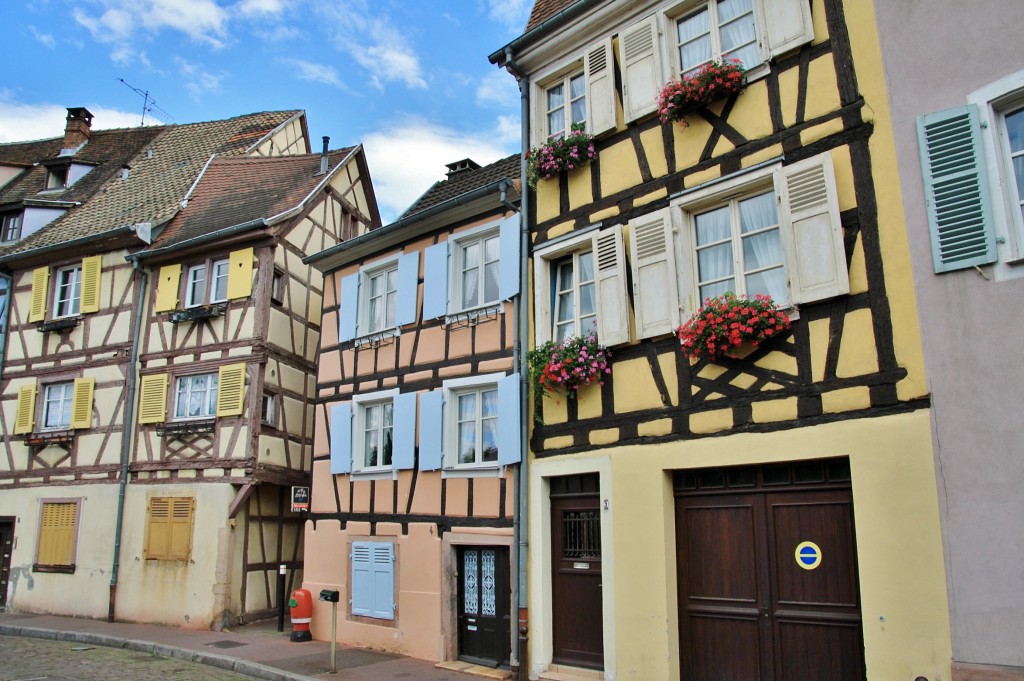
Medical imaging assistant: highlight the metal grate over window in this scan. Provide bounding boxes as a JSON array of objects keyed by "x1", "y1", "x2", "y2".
[{"x1": 562, "y1": 510, "x2": 601, "y2": 560}]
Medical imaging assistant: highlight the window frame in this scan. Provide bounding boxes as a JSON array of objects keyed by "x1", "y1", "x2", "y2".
[
  {"x1": 173, "y1": 372, "x2": 219, "y2": 421},
  {"x1": 552, "y1": 250, "x2": 598, "y2": 342},
  {"x1": 44, "y1": 164, "x2": 69, "y2": 191},
  {"x1": 41, "y1": 381, "x2": 75, "y2": 431},
  {"x1": 260, "y1": 392, "x2": 278, "y2": 427},
  {"x1": 533, "y1": 228, "x2": 603, "y2": 346},
  {"x1": 53, "y1": 265, "x2": 82, "y2": 318},
  {"x1": 351, "y1": 388, "x2": 399, "y2": 475},
  {"x1": 34, "y1": 498, "x2": 82, "y2": 573},
  {"x1": 1, "y1": 211, "x2": 22, "y2": 242},
  {"x1": 184, "y1": 257, "x2": 230, "y2": 308},
  {"x1": 450, "y1": 223, "x2": 503, "y2": 316},
  {"x1": 442, "y1": 373, "x2": 504, "y2": 471},
  {"x1": 544, "y1": 70, "x2": 587, "y2": 140},
  {"x1": 667, "y1": 0, "x2": 764, "y2": 79},
  {"x1": 271, "y1": 268, "x2": 286, "y2": 305},
  {"x1": 993, "y1": 91, "x2": 1024, "y2": 259}
]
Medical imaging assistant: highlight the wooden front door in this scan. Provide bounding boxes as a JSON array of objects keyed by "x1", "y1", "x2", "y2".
[
  {"x1": 674, "y1": 460, "x2": 865, "y2": 681},
  {"x1": 551, "y1": 491, "x2": 604, "y2": 669},
  {"x1": 0, "y1": 519, "x2": 13, "y2": 609},
  {"x1": 457, "y1": 546, "x2": 511, "y2": 667}
]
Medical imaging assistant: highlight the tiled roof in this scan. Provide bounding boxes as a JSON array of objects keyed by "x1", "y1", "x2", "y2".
[
  {"x1": 0, "y1": 110, "x2": 302, "y2": 260},
  {"x1": 526, "y1": 0, "x2": 579, "y2": 30},
  {"x1": 146, "y1": 149, "x2": 355, "y2": 251},
  {"x1": 400, "y1": 154, "x2": 520, "y2": 219}
]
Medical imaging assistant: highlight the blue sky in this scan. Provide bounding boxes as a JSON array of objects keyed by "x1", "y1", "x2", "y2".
[{"x1": 0, "y1": 0, "x2": 529, "y2": 221}]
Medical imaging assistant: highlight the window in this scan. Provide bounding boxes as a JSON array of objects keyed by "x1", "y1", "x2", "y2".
[
  {"x1": 35, "y1": 499, "x2": 80, "y2": 572},
  {"x1": 185, "y1": 258, "x2": 229, "y2": 307},
  {"x1": 1, "y1": 212, "x2": 22, "y2": 242},
  {"x1": 42, "y1": 382, "x2": 74, "y2": 430},
  {"x1": 675, "y1": 0, "x2": 759, "y2": 76},
  {"x1": 999, "y1": 103, "x2": 1024, "y2": 246},
  {"x1": 452, "y1": 385, "x2": 499, "y2": 466},
  {"x1": 356, "y1": 399, "x2": 393, "y2": 470},
  {"x1": 174, "y1": 373, "x2": 218, "y2": 420},
  {"x1": 45, "y1": 164, "x2": 69, "y2": 190},
  {"x1": 455, "y1": 231, "x2": 501, "y2": 312},
  {"x1": 53, "y1": 265, "x2": 82, "y2": 318},
  {"x1": 545, "y1": 72, "x2": 586, "y2": 139},
  {"x1": 366, "y1": 265, "x2": 398, "y2": 333},
  {"x1": 553, "y1": 251, "x2": 597, "y2": 341},
  {"x1": 261, "y1": 393, "x2": 277, "y2": 426},
  {"x1": 271, "y1": 269, "x2": 285, "y2": 304},
  {"x1": 351, "y1": 541, "x2": 394, "y2": 620},
  {"x1": 144, "y1": 497, "x2": 195, "y2": 561}
]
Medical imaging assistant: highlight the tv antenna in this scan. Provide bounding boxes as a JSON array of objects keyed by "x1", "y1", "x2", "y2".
[{"x1": 116, "y1": 78, "x2": 174, "y2": 126}]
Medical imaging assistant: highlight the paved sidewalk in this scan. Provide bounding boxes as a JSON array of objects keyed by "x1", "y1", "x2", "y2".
[{"x1": 0, "y1": 612, "x2": 497, "y2": 681}]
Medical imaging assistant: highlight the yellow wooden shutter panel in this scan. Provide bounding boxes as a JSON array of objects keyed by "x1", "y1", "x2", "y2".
[
  {"x1": 138, "y1": 374, "x2": 168, "y2": 424},
  {"x1": 14, "y1": 385, "x2": 37, "y2": 434},
  {"x1": 227, "y1": 248, "x2": 254, "y2": 300},
  {"x1": 216, "y1": 363, "x2": 246, "y2": 416},
  {"x1": 145, "y1": 497, "x2": 170, "y2": 559},
  {"x1": 79, "y1": 255, "x2": 102, "y2": 314},
  {"x1": 168, "y1": 497, "x2": 195, "y2": 560},
  {"x1": 154, "y1": 264, "x2": 182, "y2": 312},
  {"x1": 70, "y1": 377, "x2": 95, "y2": 430},
  {"x1": 29, "y1": 267, "x2": 50, "y2": 322},
  {"x1": 38, "y1": 502, "x2": 76, "y2": 566}
]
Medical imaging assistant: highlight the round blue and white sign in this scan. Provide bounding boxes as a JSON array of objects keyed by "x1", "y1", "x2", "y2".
[{"x1": 794, "y1": 541, "x2": 822, "y2": 570}]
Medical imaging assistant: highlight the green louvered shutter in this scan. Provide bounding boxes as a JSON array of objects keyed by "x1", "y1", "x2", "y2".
[{"x1": 917, "y1": 105, "x2": 996, "y2": 272}]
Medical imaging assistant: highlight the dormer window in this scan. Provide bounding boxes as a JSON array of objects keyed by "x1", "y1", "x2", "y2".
[
  {"x1": 45, "y1": 165, "x2": 69, "y2": 190},
  {"x1": 1, "y1": 211, "x2": 22, "y2": 242}
]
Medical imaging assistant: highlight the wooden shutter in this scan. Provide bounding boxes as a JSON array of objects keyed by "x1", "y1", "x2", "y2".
[
  {"x1": 422, "y1": 242, "x2": 449, "y2": 319},
  {"x1": 418, "y1": 391, "x2": 444, "y2": 471},
  {"x1": 70, "y1": 377, "x2": 95, "y2": 430},
  {"x1": 338, "y1": 273, "x2": 359, "y2": 343},
  {"x1": 154, "y1": 264, "x2": 182, "y2": 313},
  {"x1": 145, "y1": 497, "x2": 170, "y2": 559},
  {"x1": 917, "y1": 105, "x2": 996, "y2": 272},
  {"x1": 592, "y1": 226, "x2": 631, "y2": 345},
  {"x1": 778, "y1": 152, "x2": 849, "y2": 303},
  {"x1": 79, "y1": 255, "x2": 102, "y2": 314},
  {"x1": 392, "y1": 392, "x2": 417, "y2": 470},
  {"x1": 620, "y1": 15, "x2": 663, "y2": 122},
  {"x1": 351, "y1": 542, "x2": 395, "y2": 619},
  {"x1": 630, "y1": 207, "x2": 681, "y2": 338},
  {"x1": 497, "y1": 373, "x2": 521, "y2": 466},
  {"x1": 138, "y1": 374, "x2": 168, "y2": 424},
  {"x1": 330, "y1": 403, "x2": 352, "y2": 474},
  {"x1": 227, "y1": 248, "x2": 254, "y2": 300},
  {"x1": 216, "y1": 363, "x2": 246, "y2": 416},
  {"x1": 755, "y1": 0, "x2": 815, "y2": 59},
  {"x1": 350, "y1": 542, "x2": 373, "y2": 615},
  {"x1": 29, "y1": 267, "x2": 49, "y2": 322},
  {"x1": 145, "y1": 497, "x2": 195, "y2": 560},
  {"x1": 584, "y1": 37, "x2": 617, "y2": 135},
  {"x1": 15, "y1": 384, "x2": 37, "y2": 434},
  {"x1": 395, "y1": 252, "x2": 419, "y2": 327},
  {"x1": 499, "y1": 214, "x2": 521, "y2": 301},
  {"x1": 37, "y1": 502, "x2": 77, "y2": 566}
]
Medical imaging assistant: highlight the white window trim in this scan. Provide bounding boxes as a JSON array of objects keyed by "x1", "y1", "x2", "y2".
[
  {"x1": 53, "y1": 265, "x2": 82, "y2": 319},
  {"x1": 442, "y1": 372, "x2": 505, "y2": 472},
  {"x1": 184, "y1": 258, "x2": 229, "y2": 308},
  {"x1": 662, "y1": 0, "x2": 771, "y2": 83},
  {"x1": 356, "y1": 254, "x2": 402, "y2": 341},
  {"x1": 351, "y1": 388, "x2": 399, "y2": 477},
  {"x1": 173, "y1": 372, "x2": 219, "y2": 421},
  {"x1": 42, "y1": 381, "x2": 74, "y2": 431},
  {"x1": 531, "y1": 58, "x2": 586, "y2": 148},
  {"x1": 448, "y1": 221, "x2": 504, "y2": 319},
  {"x1": 533, "y1": 228, "x2": 600, "y2": 346},
  {"x1": 260, "y1": 392, "x2": 277, "y2": 427}
]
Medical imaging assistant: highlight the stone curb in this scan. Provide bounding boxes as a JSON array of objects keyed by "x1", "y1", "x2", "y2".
[{"x1": 0, "y1": 624, "x2": 312, "y2": 681}]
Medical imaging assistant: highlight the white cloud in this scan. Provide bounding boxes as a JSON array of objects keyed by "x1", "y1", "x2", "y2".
[
  {"x1": 256, "y1": 24, "x2": 302, "y2": 42},
  {"x1": 236, "y1": 0, "x2": 289, "y2": 17},
  {"x1": 29, "y1": 26, "x2": 56, "y2": 48},
  {"x1": 73, "y1": 0, "x2": 230, "y2": 59},
  {"x1": 0, "y1": 95, "x2": 161, "y2": 143},
  {"x1": 476, "y1": 69, "x2": 519, "y2": 109},
  {"x1": 175, "y1": 57, "x2": 224, "y2": 100},
  {"x1": 362, "y1": 115, "x2": 520, "y2": 223},
  {"x1": 488, "y1": 0, "x2": 531, "y2": 32},
  {"x1": 281, "y1": 58, "x2": 344, "y2": 88}
]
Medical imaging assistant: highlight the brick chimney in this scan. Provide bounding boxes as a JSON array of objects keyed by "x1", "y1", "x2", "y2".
[{"x1": 62, "y1": 107, "x2": 94, "y2": 153}]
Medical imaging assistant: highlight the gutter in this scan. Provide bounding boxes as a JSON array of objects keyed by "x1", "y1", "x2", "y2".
[
  {"x1": 488, "y1": 0, "x2": 606, "y2": 66},
  {"x1": 128, "y1": 218, "x2": 267, "y2": 261},
  {"x1": 0, "y1": 225, "x2": 134, "y2": 265}
]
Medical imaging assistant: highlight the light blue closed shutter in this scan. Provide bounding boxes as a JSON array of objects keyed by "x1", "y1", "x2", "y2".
[
  {"x1": 392, "y1": 392, "x2": 417, "y2": 470},
  {"x1": 499, "y1": 214, "x2": 521, "y2": 301},
  {"x1": 422, "y1": 242, "x2": 449, "y2": 319},
  {"x1": 329, "y1": 403, "x2": 352, "y2": 474},
  {"x1": 418, "y1": 391, "x2": 444, "y2": 471},
  {"x1": 338, "y1": 273, "x2": 360, "y2": 342},
  {"x1": 917, "y1": 104, "x2": 996, "y2": 272},
  {"x1": 497, "y1": 373, "x2": 521, "y2": 466},
  {"x1": 350, "y1": 542, "x2": 372, "y2": 615},
  {"x1": 350, "y1": 541, "x2": 394, "y2": 619},
  {"x1": 395, "y1": 253, "x2": 419, "y2": 327}
]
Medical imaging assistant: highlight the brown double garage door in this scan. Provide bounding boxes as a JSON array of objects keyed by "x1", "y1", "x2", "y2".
[{"x1": 674, "y1": 459, "x2": 866, "y2": 681}]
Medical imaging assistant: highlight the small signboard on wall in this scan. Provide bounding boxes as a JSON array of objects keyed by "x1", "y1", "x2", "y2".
[{"x1": 291, "y1": 486, "x2": 310, "y2": 512}]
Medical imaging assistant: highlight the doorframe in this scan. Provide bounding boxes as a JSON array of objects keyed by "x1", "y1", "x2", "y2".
[
  {"x1": 530, "y1": 457, "x2": 616, "y2": 679},
  {"x1": 440, "y1": 531, "x2": 515, "y2": 665}
]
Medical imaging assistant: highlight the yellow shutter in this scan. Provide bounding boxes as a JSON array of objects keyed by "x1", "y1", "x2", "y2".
[
  {"x1": 70, "y1": 377, "x2": 95, "y2": 430},
  {"x1": 216, "y1": 363, "x2": 246, "y2": 416},
  {"x1": 29, "y1": 267, "x2": 50, "y2": 322},
  {"x1": 138, "y1": 374, "x2": 168, "y2": 424},
  {"x1": 145, "y1": 497, "x2": 170, "y2": 559},
  {"x1": 145, "y1": 497, "x2": 194, "y2": 560},
  {"x1": 14, "y1": 385, "x2": 37, "y2": 434},
  {"x1": 154, "y1": 264, "x2": 182, "y2": 312},
  {"x1": 227, "y1": 248, "x2": 254, "y2": 300},
  {"x1": 79, "y1": 255, "x2": 102, "y2": 314},
  {"x1": 38, "y1": 502, "x2": 77, "y2": 566}
]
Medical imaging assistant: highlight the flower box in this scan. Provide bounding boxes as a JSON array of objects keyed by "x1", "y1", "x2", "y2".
[
  {"x1": 526, "y1": 123, "x2": 597, "y2": 188},
  {"x1": 527, "y1": 334, "x2": 610, "y2": 423},
  {"x1": 677, "y1": 292, "x2": 791, "y2": 361},
  {"x1": 657, "y1": 59, "x2": 747, "y2": 127}
]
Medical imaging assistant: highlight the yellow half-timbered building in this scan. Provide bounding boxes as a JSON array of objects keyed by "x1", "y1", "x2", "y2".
[{"x1": 491, "y1": 0, "x2": 952, "y2": 679}]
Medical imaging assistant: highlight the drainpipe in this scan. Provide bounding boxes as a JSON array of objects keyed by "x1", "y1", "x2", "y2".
[
  {"x1": 504, "y1": 45, "x2": 531, "y2": 681},
  {"x1": 0, "y1": 273, "x2": 10, "y2": 382},
  {"x1": 108, "y1": 258, "x2": 148, "y2": 621}
]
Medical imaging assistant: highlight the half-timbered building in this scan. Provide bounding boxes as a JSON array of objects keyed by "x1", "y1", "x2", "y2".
[
  {"x1": 302, "y1": 155, "x2": 524, "y2": 671},
  {"x1": 490, "y1": 1, "x2": 952, "y2": 679}
]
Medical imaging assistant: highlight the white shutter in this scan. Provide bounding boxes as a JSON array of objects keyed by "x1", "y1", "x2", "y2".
[
  {"x1": 777, "y1": 152, "x2": 849, "y2": 304},
  {"x1": 592, "y1": 226, "x2": 631, "y2": 345},
  {"x1": 755, "y1": 0, "x2": 815, "y2": 59},
  {"x1": 629, "y1": 207, "x2": 680, "y2": 338},
  {"x1": 620, "y1": 15, "x2": 663, "y2": 123},
  {"x1": 585, "y1": 37, "x2": 616, "y2": 135}
]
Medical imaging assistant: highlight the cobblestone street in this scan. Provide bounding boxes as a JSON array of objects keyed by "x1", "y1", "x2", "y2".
[{"x1": 0, "y1": 635, "x2": 255, "y2": 681}]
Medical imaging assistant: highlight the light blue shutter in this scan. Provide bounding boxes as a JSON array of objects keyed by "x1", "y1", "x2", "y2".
[
  {"x1": 392, "y1": 392, "x2": 417, "y2": 470},
  {"x1": 497, "y1": 373, "x2": 521, "y2": 466},
  {"x1": 422, "y1": 242, "x2": 449, "y2": 319},
  {"x1": 418, "y1": 391, "x2": 444, "y2": 471},
  {"x1": 499, "y1": 214, "x2": 521, "y2": 301},
  {"x1": 330, "y1": 403, "x2": 352, "y2": 474},
  {"x1": 350, "y1": 542, "x2": 372, "y2": 615},
  {"x1": 338, "y1": 273, "x2": 360, "y2": 342},
  {"x1": 370, "y1": 543, "x2": 395, "y2": 619},
  {"x1": 917, "y1": 104, "x2": 996, "y2": 272},
  {"x1": 395, "y1": 253, "x2": 419, "y2": 327}
]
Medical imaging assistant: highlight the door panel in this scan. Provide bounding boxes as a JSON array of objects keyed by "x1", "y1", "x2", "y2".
[
  {"x1": 551, "y1": 495, "x2": 604, "y2": 669},
  {"x1": 458, "y1": 546, "x2": 511, "y2": 667},
  {"x1": 0, "y1": 520, "x2": 12, "y2": 609}
]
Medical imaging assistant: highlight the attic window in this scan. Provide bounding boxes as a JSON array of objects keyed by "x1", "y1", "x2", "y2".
[
  {"x1": 1, "y1": 211, "x2": 22, "y2": 242},
  {"x1": 45, "y1": 165, "x2": 69, "y2": 190}
]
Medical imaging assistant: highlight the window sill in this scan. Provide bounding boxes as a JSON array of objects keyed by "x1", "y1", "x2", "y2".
[
  {"x1": 442, "y1": 465, "x2": 503, "y2": 479},
  {"x1": 446, "y1": 305, "x2": 501, "y2": 329},
  {"x1": 157, "y1": 419, "x2": 216, "y2": 436},
  {"x1": 33, "y1": 563, "x2": 75, "y2": 574},
  {"x1": 37, "y1": 317, "x2": 80, "y2": 333},
  {"x1": 352, "y1": 329, "x2": 398, "y2": 349},
  {"x1": 169, "y1": 304, "x2": 226, "y2": 323},
  {"x1": 351, "y1": 469, "x2": 395, "y2": 481}
]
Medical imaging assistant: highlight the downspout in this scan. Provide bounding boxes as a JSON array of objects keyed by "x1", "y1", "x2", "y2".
[
  {"x1": 504, "y1": 45, "x2": 531, "y2": 681},
  {"x1": 0, "y1": 273, "x2": 11, "y2": 382},
  {"x1": 108, "y1": 258, "x2": 148, "y2": 621}
]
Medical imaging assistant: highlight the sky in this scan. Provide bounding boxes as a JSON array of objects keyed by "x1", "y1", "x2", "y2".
[{"x1": 0, "y1": 0, "x2": 530, "y2": 222}]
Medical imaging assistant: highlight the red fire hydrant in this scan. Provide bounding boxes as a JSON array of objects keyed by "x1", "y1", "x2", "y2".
[{"x1": 289, "y1": 588, "x2": 313, "y2": 642}]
